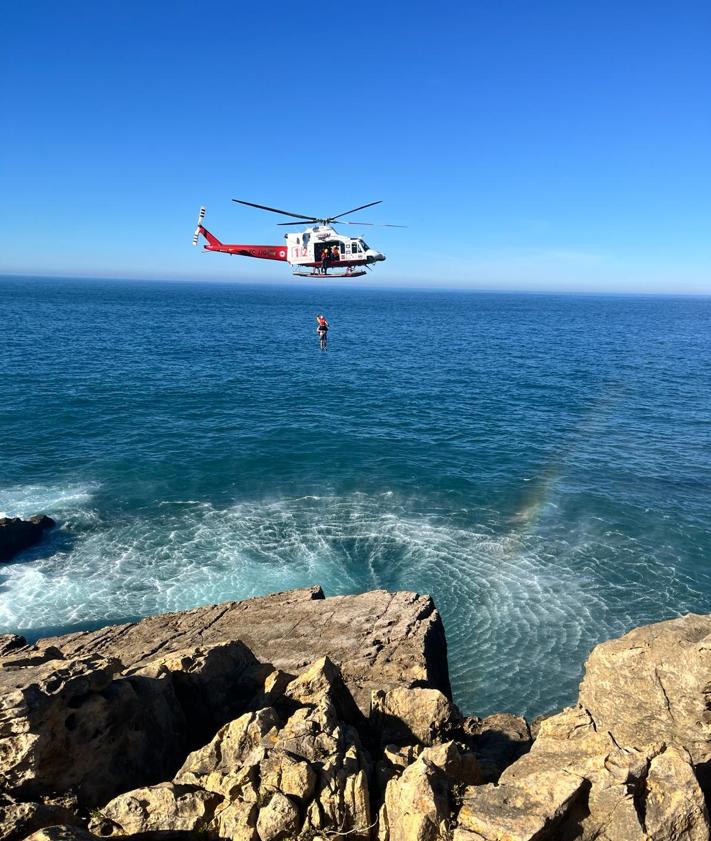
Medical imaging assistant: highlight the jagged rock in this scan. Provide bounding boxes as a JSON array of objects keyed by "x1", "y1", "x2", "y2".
[
  {"x1": 256, "y1": 791, "x2": 300, "y2": 840},
  {"x1": 420, "y1": 741, "x2": 481, "y2": 786},
  {"x1": 22, "y1": 830, "x2": 98, "y2": 841},
  {"x1": 579, "y1": 613, "x2": 711, "y2": 766},
  {"x1": 500, "y1": 706, "x2": 658, "y2": 841},
  {"x1": 463, "y1": 712, "x2": 532, "y2": 781},
  {"x1": 173, "y1": 658, "x2": 371, "y2": 840},
  {"x1": 0, "y1": 791, "x2": 80, "y2": 841},
  {"x1": 384, "y1": 743, "x2": 422, "y2": 771},
  {"x1": 90, "y1": 783, "x2": 221, "y2": 834},
  {"x1": 0, "y1": 653, "x2": 187, "y2": 806},
  {"x1": 282, "y1": 655, "x2": 364, "y2": 728},
  {"x1": 259, "y1": 750, "x2": 316, "y2": 801},
  {"x1": 212, "y1": 798, "x2": 258, "y2": 841},
  {"x1": 31, "y1": 587, "x2": 451, "y2": 714},
  {"x1": 454, "y1": 769, "x2": 584, "y2": 841},
  {"x1": 127, "y1": 639, "x2": 268, "y2": 750},
  {"x1": 0, "y1": 515, "x2": 55, "y2": 562},
  {"x1": 371, "y1": 686, "x2": 461, "y2": 746},
  {"x1": 174, "y1": 707, "x2": 281, "y2": 796},
  {"x1": 645, "y1": 746, "x2": 709, "y2": 841},
  {"x1": 381, "y1": 751, "x2": 452, "y2": 841},
  {"x1": 0, "y1": 635, "x2": 27, "y2": 657}
]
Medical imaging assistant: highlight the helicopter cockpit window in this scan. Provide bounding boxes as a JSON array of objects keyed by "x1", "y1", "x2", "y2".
[{"x1": 360, "y1": 240, "x2": 370, "y2": 251}]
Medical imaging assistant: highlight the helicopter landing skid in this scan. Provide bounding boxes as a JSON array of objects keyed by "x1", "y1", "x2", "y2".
[{"x1": 292, "y1": 269, "x2": 367, "y2": 278}]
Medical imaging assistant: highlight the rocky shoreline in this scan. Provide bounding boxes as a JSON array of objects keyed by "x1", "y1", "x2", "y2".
[{"x1": 0, "y1": 585, "x2": 709, "y2": 841}]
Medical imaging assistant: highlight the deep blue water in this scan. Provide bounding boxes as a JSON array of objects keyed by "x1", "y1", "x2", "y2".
[{"x1": 1, "y1": 276, "x2": 710, "y2": 718}]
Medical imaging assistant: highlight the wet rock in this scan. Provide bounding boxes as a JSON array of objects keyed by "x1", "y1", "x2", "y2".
[
  {"x1": 0, "y1": 516, "x2": 55, "y2": 562},
  {"x1": 371, "y1": 686, "x2": 461, "y2": 746}
]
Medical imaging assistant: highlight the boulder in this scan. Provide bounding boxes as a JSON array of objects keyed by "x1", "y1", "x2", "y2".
[
  {"x1": 579, "y1": 613, "x2": 711, "y2": 767},
  {"x1": 0, "y1": 792, "x2": 80, "y2": 841},
  {"x1": 255, "y1": 791, "x2": 300, "y2": 841},
  {"x1": 30, "y1": 586, "x2": 451, "y2": 714},
  {"x1": 0, "y1": 653, "x2": 188, "y2": 806},
  {"x1": 127, "y1": 639, "x2": 268, "y2": 750},
  {"x1": 90, "y1": 782, "x2": 220, "y2": 835},
  {"x1": 22, "y1": 830, "x2": 98, "y2": 841},
  {"x1": 0, "y1": 516, "x2": 55, "y2": 562},
  {"x1": 371, "y1": 686, "x2": 461, "y2": 746},
  {"x1": 644, "y1": 746, "x2": 709, "y2": 841},
  {"x1": 462, "y1": 712, "x2": 532, "y2": 781},
  {"x1": 174, "y1": 707, "x2": 281, "y2": 796},
  {"x1": 381, "y1": 752, "x2": 452, "y2": 841},
  {"x1": 454, "y1": 770, "x2": 584, "y2": 841}
]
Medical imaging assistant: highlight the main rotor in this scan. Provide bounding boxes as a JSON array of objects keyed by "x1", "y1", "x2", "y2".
[{"x1": 232, "y1": 198, "x2": 404, "y2": 228}]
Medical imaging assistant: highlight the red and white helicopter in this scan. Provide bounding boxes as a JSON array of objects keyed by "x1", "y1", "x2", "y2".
[{"x1": 192, "y1": 199, "x2": 403, "y2": 278}]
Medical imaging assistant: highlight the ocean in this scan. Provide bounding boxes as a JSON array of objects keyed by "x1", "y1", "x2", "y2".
[{"x1": 1, "y1": 276, "x2": 710, "y2": 718}]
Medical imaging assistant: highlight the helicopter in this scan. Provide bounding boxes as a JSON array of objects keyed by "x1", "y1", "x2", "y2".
[{"x1": 192, "y1": 199, "x2": 403, "y2": 278}]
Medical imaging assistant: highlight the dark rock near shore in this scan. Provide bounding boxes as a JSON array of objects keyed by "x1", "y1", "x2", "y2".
[{"x1": 0, "y1": 516, "x2": 55, "y2": 562}]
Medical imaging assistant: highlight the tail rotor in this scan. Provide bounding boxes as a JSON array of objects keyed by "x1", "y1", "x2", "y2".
[{"x1": 192, "y1": 207, "x2": 206, "y2": 245}]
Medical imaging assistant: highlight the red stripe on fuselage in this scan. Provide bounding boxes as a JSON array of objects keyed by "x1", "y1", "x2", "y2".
[{"x1": 205, "y1": 243, "x2": 288, "y2": 261}]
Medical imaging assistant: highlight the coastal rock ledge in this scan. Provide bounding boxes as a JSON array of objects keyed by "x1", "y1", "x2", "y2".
[{"x1": 0, "y1": 587, "x2": 710, "y2": 841}]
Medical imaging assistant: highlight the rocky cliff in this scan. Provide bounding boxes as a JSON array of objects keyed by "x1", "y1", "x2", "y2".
[{"x1": 0, "y1": 587, "x2": 709, "y2": 841}]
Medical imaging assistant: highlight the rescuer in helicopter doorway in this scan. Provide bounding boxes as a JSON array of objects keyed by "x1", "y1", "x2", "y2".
[{"x1": 321, "y1": 246, "x2": 331, "y2": 274}]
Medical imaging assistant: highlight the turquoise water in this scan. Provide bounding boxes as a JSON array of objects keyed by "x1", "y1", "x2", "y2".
[{"x1": 1, "y1": 276, "x2": 710, "y2": 718}]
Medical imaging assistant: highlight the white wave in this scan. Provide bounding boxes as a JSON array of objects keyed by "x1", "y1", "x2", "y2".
[
  {"x1": 0, "y1": 482, "x2": 98, "y2": 520},
  {"x1": 0, "y1": 490, "x2": 704, "y2": 719}
]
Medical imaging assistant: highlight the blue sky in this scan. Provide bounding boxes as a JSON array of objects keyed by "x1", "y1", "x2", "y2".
[{"x1": 1, "y1": 1, "x2": 709, "y2": 292}]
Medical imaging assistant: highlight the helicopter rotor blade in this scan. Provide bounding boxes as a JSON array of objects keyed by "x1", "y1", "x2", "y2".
[
  {"x1": 277, "y1": 221, "x2": 318, "y2": 226},
  {"x1": 329, "y1": 200, "x2": 383, "y2": 221},
  {"x1": 337, "y1": 220, "x2": 408, "y2": 228},
  {"x1": 232, "y1": 199, "x2": 317, "y2": 221}
]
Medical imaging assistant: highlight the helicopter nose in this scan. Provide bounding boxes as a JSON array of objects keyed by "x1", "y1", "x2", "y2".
[{"x1": 366, "y1": 249, "x2": 386, "y2": 262}]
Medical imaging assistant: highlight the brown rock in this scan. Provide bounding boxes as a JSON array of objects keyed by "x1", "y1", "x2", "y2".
[
  {"x1": 645, "y1": 746, "x2": 710, "y2": 841},
  {"x1": 0, "y1": 791, "x2": 80, "y2": 841},
  {"x1": 174, "y1": 707, "x2": 280, "y2": 796},
  {"x1": 256, "y1": 791, "x2": 300, "y2": 841},
  {"x1": 0, "y1": 654, "x2": 188, "y2": 806},
  {"x1": 463, "y1": 712, "x2": 531, "y2": 782},
  {"x1": 22, "y1": 830, "x2": 98, "y2": 841},
  {"x1": 382, "y1": 752, "x2": 452, "y2": 841},
  {"x1": 371, "y1": 686, "x2": 461, "y2": 746},
  {"x1": 30, "y1": 586, "x2": 451, "y2": 714},
  {"x1": 90, "y1": 782, "x2": 220, "y2": 835},
  {"x1": 454, "y1": 770, "x2": 584, "y2": 841},
  {"x1": 127, "y1": 639, "x2": 268, "y2": 750},
  {"x1": 579, "y1": 613, "x2": 711, "y2": 766}
]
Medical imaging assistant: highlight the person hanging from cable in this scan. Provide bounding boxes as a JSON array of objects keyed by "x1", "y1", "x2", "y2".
[{"x1": 315, "y1": 314, "x2": 329, "y2": 347}]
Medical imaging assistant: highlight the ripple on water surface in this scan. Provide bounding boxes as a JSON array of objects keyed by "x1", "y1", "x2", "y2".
[{"x1": 0, "y1": 482, "x2": 707, "y2": 718}]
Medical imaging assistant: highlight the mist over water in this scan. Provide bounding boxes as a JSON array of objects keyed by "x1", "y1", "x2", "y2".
[{"x1": 1, "y1": 277, "x2": 710, "y2": 717}]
